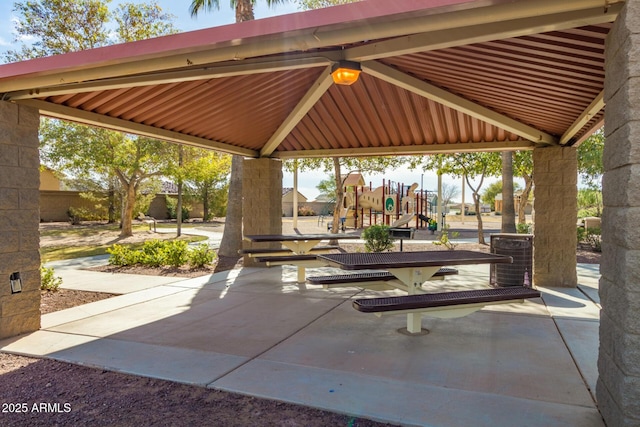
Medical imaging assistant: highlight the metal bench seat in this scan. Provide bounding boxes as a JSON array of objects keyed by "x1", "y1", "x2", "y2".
[
  {"x1": 253, "y1": 254, "x2": 318, "y2": 263},
  {"x1": 239, "y1": 246, "x2": 338, "y2": 256},
  {"x1": 352, "y1": 287, "x2": 541, "y2": 314},
  {"x1": 307, "y1": 268, "x2": 458, "y2": 285}
]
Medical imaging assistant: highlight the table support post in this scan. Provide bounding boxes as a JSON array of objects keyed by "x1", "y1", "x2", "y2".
[
  {"x1": 297, "y1": 266, "x2": 306, "y2": 284},
  {"x1": 407, "y1": 313, "x2": 422, "y2": 334}
]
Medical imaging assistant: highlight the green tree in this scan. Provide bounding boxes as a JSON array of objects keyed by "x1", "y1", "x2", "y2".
[
  {"x1": 6, "y1": 0, "x2": 110, "y2": 61},
  {"x1": 189, "y1": 0, "x2": 289, "y2": 257},
  {"x1": 513, "y1": 150, "x2": 533, "y2": 225},
  {"x1": 423, "y1": 153, "x2": 501, "y2": 244},
  {"x1": 40, "y1": 122, "x2": 175, "y2": 235},
  {"x1": 577, "y1": 128, "x2": 604, "y2": 191},
  {"x1": 482, "y1": 180, "x2": 522, "y2": 210},
  {"x1": 114, "y1": 2, "x2": 177, "y2": 42},
  {"x1": 316, "y1": 178, "x2": 337, "y2": 203},
  {"x1": 182, "y1": 149, "x2": 232, "y2": 221},
  {"x1": 577, "y1": 188, "x2": 603, "y2": 217},
  {"x1": 481, "y1": 181, "x2": 502, "y2": 207},
  {"x1": 9, "y1": 0, "x2": 178, "y2": 236},
  {"x1": 6, "y1": 1, "x2": 176, "y2": 60}
]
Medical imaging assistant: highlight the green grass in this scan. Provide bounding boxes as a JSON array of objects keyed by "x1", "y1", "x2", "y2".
[
  {"x1": 41, "y1": 235, "x2": 207, "y2": 262},
  {"x1": 40, "y1": 223, "x2": 149, "y2": 238}
]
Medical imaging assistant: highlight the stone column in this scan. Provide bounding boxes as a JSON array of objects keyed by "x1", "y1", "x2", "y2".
[
  {"x1": 597, "y1": 3, "x2": 640, "y2": 425},
  {"x1": 532, "y1": 146, "x2": 577, "y2": 288},
  {"x1": 0, "y1": 102, "x2": 41, "y2": 339},
  {"x1": 242, "y1": 158, "x2": 282, "y2": 267}
]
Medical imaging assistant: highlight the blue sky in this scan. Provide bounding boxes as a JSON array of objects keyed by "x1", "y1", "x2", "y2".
[
  {"x1": 0, "y1": 0, "x2": 498, "y2": 202},
  {"x1": 0, "y1": 1, "x2": 301, "y2": 51}
]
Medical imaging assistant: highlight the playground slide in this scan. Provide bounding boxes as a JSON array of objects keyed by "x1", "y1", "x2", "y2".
[{"x1": 391, "y1": 214, "x2": 415, "y2": 227}]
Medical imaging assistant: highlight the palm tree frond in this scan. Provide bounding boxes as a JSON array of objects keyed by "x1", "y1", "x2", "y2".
[{"x1": 189, "y1": 0, "x2": 221, "y2": 17}]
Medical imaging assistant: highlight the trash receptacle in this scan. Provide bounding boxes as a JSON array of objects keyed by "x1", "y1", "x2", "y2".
[{"x1": 490, "y1": 234, "x2": 533, "y2": 287}]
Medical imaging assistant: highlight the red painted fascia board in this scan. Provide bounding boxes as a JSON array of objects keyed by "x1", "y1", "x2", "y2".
[{"x1": 0, "y1": 0, "x2": 482, "y2": 80}]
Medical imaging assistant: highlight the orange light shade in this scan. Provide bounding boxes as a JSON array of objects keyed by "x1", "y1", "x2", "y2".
[{"x1": 331, "y1": 61, "x2": 361, "y2": 85}]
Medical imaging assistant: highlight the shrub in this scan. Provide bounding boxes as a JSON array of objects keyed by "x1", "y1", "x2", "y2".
[
  {"x1": 107, "y1": 244, "x2": 141, "y2": 266},
  {"x1": 67, "y1": 207, "x2": 83, "y2": 225},
  {"x1": 161, "y1": 240, "x2": 189, "y2": 267},
  {"x1": 188, "y1": 244, "x2": 216, "y2": 268},
  {"x1": 586, "y1": 227, "x2": 602, "y2": 252},
  {"x1": 139, "y1": 239, "x2": 167, "y2": 267},
  {"x1": 577, "y1": 226, "x2": 586, "y2": 244},
  {"x1": 165, "y1": 196, "x2": 190, "y2": 220},
  {"x1": 298, "y1": 205, "x2": 316, "y2": 216},
  {"x1": 517, "y1": 223, "x2": 532, "y2": 234},
  {"x1": 433, "y1": 224, "x2": 459, "y2": 250},
  {"x1": 108, "y1": 240, "x2": 217, "y2": 269},
  {"x1": 40, "y1": 266, "x2": 62, "y2": 291},
  {"x1": 362, "y1": 225, "x2": 395, "y2": 252}
]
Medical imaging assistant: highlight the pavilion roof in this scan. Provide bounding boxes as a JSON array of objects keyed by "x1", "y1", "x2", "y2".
[{"x1": 0, "y1": 0, "x2": 620, "y2": 158}]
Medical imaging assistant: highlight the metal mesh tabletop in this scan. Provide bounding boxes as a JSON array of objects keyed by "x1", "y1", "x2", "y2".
[{"x1": 318, "y1": 250, "x2": 512, "y2": 270}]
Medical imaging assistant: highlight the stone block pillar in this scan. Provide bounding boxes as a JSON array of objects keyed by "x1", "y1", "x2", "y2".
[
  {"x1": 242, "y1": 158, "x2": 282, "y2": 267},
  {"x1": 532, "y1": 146, "x2": 577, "y2": 288},
  {"x1": 597, "y1": 3, "x2": 640, "y2": 425},
  {"x1": 0, "y1": 102, "x2": 41, "y2": 339}
]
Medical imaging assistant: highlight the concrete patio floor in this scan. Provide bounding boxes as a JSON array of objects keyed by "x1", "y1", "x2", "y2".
[{"x1": 1, "y1": 259, "x2": 602, "y2": 427}]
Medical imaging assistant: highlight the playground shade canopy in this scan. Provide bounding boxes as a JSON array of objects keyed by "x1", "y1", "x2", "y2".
[{"x1": 0, "y1": 0, "x2": 618, "y2": 158}]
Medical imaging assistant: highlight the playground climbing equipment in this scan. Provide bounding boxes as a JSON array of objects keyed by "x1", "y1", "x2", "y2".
[{"x1": 339, "y1": 176, "x2": 438, "y2": 231}]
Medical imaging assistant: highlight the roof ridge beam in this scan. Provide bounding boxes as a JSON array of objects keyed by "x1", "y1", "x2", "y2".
[
  {"x1": 18, "y1": 99, "x2": 257, "y2": 157},
  {"x1": 362, "y1": 60, "x2": 557, "y2": 145}
]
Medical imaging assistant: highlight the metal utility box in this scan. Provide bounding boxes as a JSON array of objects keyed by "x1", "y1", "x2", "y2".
[
  {"x1": 389, "y1": 227, "x2": 415, "y2": 251},
  {"x1": 490, "y1": 234, "x2": 533, "y2": 287}
]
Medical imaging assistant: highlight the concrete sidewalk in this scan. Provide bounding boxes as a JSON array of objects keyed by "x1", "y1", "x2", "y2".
[{"x1": 1, "y1": 257, "x2": 602, "y2": 427}]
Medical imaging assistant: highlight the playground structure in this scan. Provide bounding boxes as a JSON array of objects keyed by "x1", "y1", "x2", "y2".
[{"x1": 339, "y1": 174, "x2": 439, "y2": 231}]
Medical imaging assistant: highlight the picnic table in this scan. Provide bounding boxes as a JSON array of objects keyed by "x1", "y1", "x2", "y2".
[
  {"x1": 318, "y1": 250, "x2": 517, "y2": 333},
  {"x1": 243, "y1": 233, "x2": 360, "y2": 283}
]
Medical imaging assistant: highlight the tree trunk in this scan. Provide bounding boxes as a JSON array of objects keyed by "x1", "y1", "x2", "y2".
[
  {"x1": 331, "y1": 158, "x2": 343, "y2": 242},
  {"x1": 236, "y1": 0, "x2": 254, "y2": 22},
  {"x1": 473, "y1": 192, "x2": 485, "y2": 244},
  {"x1": 501, "y1": 151, "x2": 517, "y2": 233},
  {"x1": 218, "y1": 155, "x2": 243, "y2": 257},
  {"x1": 463, "y1": 171, "x2": 487, "y2": 245},
  {"x1": 518, "y1": 174, "x2": 533, "y2": 224},
  {"x1": 177, "y1": 181, "x2": 183, "y2": 237},
  {"x1": 203, "y1": 187, "x2": 209, "y2": 222},
  {"x1": 120, "y1": 183, "x2": 136, "y2": 237},
  {"x1": 108, "y1": 179, "x2": 116, "y2": 223},
  {"x1": 176, "y1": 146, "x2": 183, "y2": 237},
  {"x1": 216, "y1": 0, "x2": 253, "y2": 257}
]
